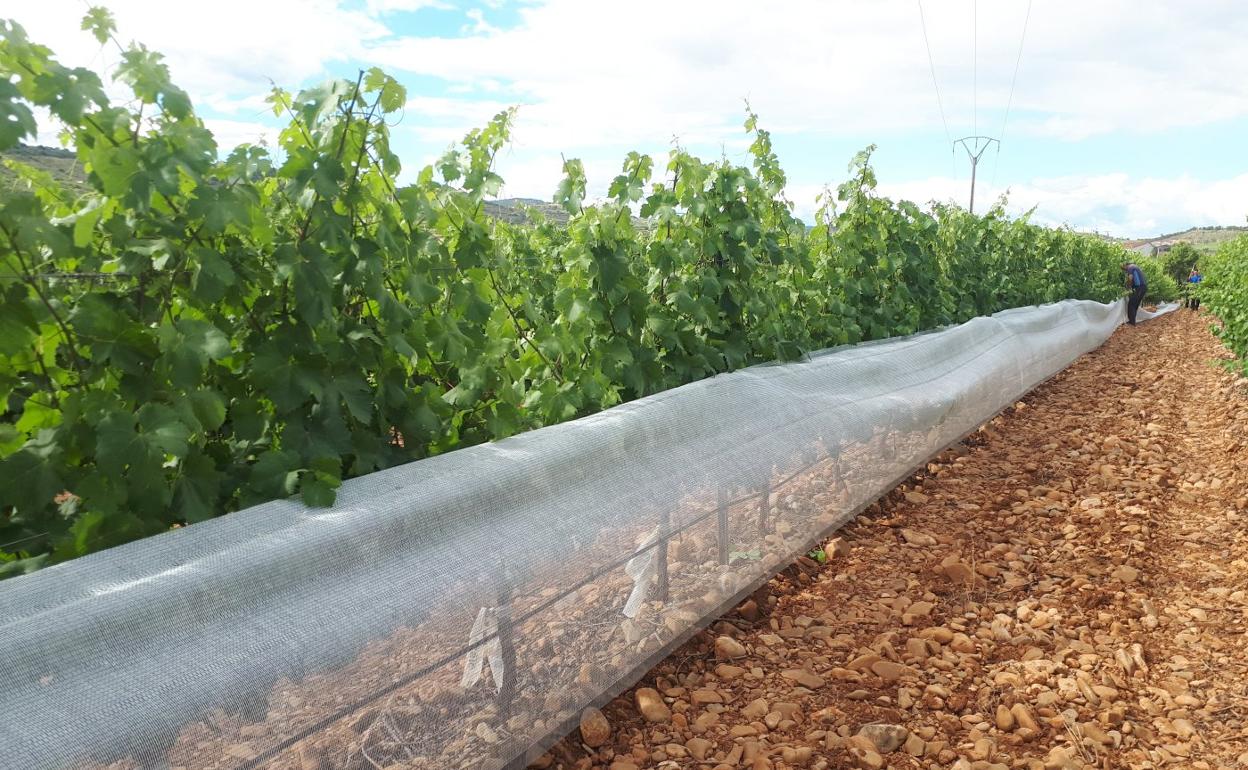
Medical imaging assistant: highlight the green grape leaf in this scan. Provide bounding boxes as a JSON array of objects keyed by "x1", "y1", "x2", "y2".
[
  {"x1": 0, "y1": 429, "x2": 64, "y2": 509},
  {"x1": 158, "y1": 319, "x2": 231, "y2": 388},
  {"x1": 554, "y1": 158, "x2": 586, "y2": 215},
  {"x1": 80, "y1": 6, "x2": 117, "y2": 45},
  {"x1": 187, "y1": 389, "x2": 227, "y2": 432},
  {"x1": 0, "y1": 80, "x2": 38, "y2": 150},
  {"x1": 299, "y1": 470, "x2": 339, "y2": 507},
  {"x1": 174, "y1": 451, "x2": 222, "y2": 523}
]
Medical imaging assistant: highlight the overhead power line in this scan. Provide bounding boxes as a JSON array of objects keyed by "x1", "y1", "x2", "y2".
[
  {"x1": 921, "y1": 0, "x2": 1034, "y2": 201},
  {"x1": 917, "y1": 0, "x2": 953, "y2": 149},
  {"x1": 993, "y1": 0, "x2": 1034, "y2": 186},
  {"x1": 973, "y1": 0, "x2": 978, "y2": 137}
]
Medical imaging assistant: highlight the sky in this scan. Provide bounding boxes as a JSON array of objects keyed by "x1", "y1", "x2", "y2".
[{"x1": 8, "y1": 0, "x2": 1248, "y2": 237}]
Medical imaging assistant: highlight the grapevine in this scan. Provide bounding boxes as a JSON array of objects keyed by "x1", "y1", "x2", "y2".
[
  {"x1": 1202, "y1": 235, "x2": 1248, "y2": 374},
  {"x1": 0, "y1": 11, "x2": 1128, "y2": 575}
]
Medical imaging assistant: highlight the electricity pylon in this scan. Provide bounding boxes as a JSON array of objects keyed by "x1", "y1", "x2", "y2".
[{"x1": 953, "y1": 135, "x2": 999, "y2": 214}]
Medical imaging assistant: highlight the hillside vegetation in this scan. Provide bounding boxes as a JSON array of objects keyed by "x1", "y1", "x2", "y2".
[
  {"x1": 1123, "y1": 225, "x2": 1248, "y2": 255},
  {"x1": 0, "y1": 144, "x2": 91, "y2": 196}
]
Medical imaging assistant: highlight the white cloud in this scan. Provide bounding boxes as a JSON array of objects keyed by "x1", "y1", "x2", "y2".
[
  {"x1": 368, "y1": 0, "x2": 1248, "y2": 150},
  {"x1": 846, "y1": 172, "x2": 1248, "y2": 238},
  {"x1": 201, "y1": 119, "x2": 278, "y2": 151},
  {"x1": 364, "y1": 0, "x2": 1248, "y2": 234},
  {"x1": 461, "y1": 8, "x2": 499, "y2": 35},
  {"x1": 1025, "y1": 116, "x2": 1116, "y2": 142},
  {"x1": 17, "y1": 1, "x2": 1247, "y2": 152},
  {"x1": 365, "y1": 0, "x2": 453, "y2": 15},
  {"x1": 11, "y1": 0, "x2": 390, "y2": 115},
  {"x1": 28, "y1": 106, "x2": 70, "y2": 148},
  {"x1": 10, "y1": 1, "x2": 1247, "y2": 235},
  {"x1": 1013, "y1": 173, "x2": 1248, "y2": 236},
  {"x1": 405, "y1": 95, "x2": 511, "y2": 121}
]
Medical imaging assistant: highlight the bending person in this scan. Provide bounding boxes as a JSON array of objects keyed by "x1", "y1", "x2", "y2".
[{"x1": 1122, "y1": 262, "x2": 1147, "y2": 325}]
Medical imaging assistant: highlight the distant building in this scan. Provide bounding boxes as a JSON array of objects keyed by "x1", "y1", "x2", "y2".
[{"x1": 1125, "y1": 240, "x2": 1175, "y2": 257}]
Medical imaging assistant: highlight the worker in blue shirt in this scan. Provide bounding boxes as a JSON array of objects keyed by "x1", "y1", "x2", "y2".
[
  {"x1": 1122, "y1": 262, "x2": 1147, "y2": 325},
  {"x1": 1185, "y1": 267, "x2": 1203, "y2": 310}
]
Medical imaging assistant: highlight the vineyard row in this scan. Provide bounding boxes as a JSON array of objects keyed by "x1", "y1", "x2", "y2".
[{"x1": 0, "y1": 12, "x2": 1186, "y2": 573}]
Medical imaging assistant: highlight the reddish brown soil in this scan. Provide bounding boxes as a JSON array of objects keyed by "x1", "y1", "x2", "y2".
[{"x1": 539, "y1": 311, "x2": 1248, "y2": 770}]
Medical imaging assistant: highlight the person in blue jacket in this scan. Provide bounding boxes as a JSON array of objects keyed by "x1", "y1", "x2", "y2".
[
  {"x1": 1122, "y1": 262, "x2": 1147, "y2": 325},
  {"x1": 1185, "y1": 266, "x2": 1203, "y2": 310}
]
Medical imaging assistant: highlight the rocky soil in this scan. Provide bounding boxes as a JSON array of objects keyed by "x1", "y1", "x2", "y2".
[{"x1": 537, "y1": 310, "x2": 1248, "y2": 770}]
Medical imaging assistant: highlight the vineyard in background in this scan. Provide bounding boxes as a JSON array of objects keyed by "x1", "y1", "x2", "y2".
[
  {"x1": 0, "y1": 12, "x2": 1144, "y2": 575},
  {"x1": 1203, "y1": 236, "x2": 1248, "y2": 375}
]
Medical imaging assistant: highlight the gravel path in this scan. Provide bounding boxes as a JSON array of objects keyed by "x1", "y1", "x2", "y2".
[{"x1": 540, "y1": 310, "x2": 1248, "y2": 770}]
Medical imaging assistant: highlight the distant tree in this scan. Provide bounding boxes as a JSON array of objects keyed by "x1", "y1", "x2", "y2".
[{"x1": 1162, "y1": 241, "x2": 1201, "y2": 282}]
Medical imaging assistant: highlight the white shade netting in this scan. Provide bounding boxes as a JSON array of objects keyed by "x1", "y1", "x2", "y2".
[{"x1": 0, "y1": 299, "x2": 1176, "y2": 770}]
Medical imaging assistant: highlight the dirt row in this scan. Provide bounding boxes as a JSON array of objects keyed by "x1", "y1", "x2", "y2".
[{"x1": 540, "y1": 310, "x2": 1248, "y2": 770}]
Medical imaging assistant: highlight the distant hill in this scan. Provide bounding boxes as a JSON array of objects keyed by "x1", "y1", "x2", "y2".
[
  {"x1": 1, "y1": 147, "x2": 590, "y2": 227},
  {"x1": 1122, "y1": 226, "x2": 1248, "y2": 255},
  {"x1": 481, "y1": 197, "x2": 571, "y2": 226},
  {"x1": 0, "y1": 145, "x2": 91, "y2": 196}
]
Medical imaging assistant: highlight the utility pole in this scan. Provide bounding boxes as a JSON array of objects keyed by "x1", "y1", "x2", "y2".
[{"x1": 953, "y1": 135, "x2": 998, "y2": 214}]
